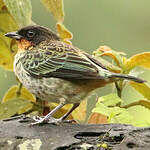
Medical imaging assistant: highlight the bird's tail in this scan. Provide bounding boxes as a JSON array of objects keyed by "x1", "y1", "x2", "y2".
[{"x1": 110, "y1": 73, "x2": 146, "y2": 83}]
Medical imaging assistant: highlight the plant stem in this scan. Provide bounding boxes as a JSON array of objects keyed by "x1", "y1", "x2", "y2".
[
  {"x1": 16, "y1": 82, "x2": 23, "y2": 97},
  {"x1": 115, "y1": 82, "x2": 122, "y2": 98}
]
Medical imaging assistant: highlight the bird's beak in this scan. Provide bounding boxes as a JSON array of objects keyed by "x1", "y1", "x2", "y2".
[{"x1": 5, "y1": 31, "x2": 22, "y2": 40}]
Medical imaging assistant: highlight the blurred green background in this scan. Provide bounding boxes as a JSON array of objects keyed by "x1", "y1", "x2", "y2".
[{"x1": 1, "y1": 0, "x2": 150, "y2": 125}]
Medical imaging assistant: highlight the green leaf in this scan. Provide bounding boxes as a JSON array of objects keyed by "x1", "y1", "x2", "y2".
[
  {"x1": 109, "y1": 107, "x2": 133, "y2": 124},
  {"x1": 41, "y1": 0, "x2": 64, "y2": 22},
  {"x1": 92, "y1": 94, "x2": 133, "y2": 124},
  {"x1": 0, "y1": 98, "x2": 33, "y2": 119},
  {"x1": 92, "y1": 102, "x2": 133, "y2": 124},
  {"x1": 98, "y1": 93, "x2": 123, "y2": 106},
  {"x1": 3, "y1": 0, "x2": 32, "y2": 27},
  {"x1": 0, "y1": 10, "x2": 18, "y2": 32},
  {"x1": 92, "y1": 102, "x2": 110, "y2": 116}
]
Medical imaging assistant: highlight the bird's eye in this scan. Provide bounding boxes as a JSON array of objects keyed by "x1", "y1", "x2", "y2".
[{"x1": 27, "y1": 31, "x2": 35, "y2": 38}]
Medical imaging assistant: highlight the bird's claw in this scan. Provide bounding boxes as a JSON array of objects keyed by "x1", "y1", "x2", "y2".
[{"x1": 30, "y1": 116, "x2": 50, "y2": 125}]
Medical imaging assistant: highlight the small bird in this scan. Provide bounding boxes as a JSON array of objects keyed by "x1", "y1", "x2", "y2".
[{"x1": 5, "y1": 25, "x2": 145, "y2": 124}]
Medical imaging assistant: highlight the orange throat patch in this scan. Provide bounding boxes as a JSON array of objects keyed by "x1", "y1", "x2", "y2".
[{"x1": 17, "y1": 39, "x2": 33, "y2": 52}]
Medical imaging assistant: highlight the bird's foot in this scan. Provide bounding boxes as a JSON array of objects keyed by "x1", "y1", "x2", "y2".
[
  {"x1": 30, "y1": 116, "x2": 54, "y2": 125},
  {"x1": 30, "y1": 116, "x2": 76, "y2": 126},
  {"x1": 47, "y1": 117, "x2": 76, "y2": 125}
]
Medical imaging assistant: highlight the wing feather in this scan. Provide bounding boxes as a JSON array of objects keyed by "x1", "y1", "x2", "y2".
[{"x1": 20, "y1": 41, "x2": 106, "y2": 79}]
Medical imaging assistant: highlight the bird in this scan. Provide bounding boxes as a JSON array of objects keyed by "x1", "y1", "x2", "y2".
[{"x1": 5, "y1": 25, "x2": 145, "y2": 125}]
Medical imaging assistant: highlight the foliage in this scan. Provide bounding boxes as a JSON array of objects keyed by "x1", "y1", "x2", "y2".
[
  {"x1": 92, "y1": 93, "x2": 133, "y2": 124},
  {"x1": 41, "y1": 0, "x2": 64, "y2": 23},
  {"x1": 0, "y1": 0, "x2": 32, "y2": 70},
  {"x1": 90, "y1": 46, "x2": 150, "y2": 126},
  {"x1": 0, "y1": 0, "x2": 150, "y2": 127}
]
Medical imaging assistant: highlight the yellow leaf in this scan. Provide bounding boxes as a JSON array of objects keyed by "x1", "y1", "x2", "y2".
[
  {"x1": 93, "y1": 46, "x2": 126, "y2": 68},
  {"x1": 46, "y1": 102, "x2": 73, "y2": 119},
  {"x1": 72, "y1": 100, "x2": 87, "y2": 121},
  {"x1": 130, "y1": 81, "x2": 150, "y2": 100},
  {"x1": 123, "y1": 100, "x2": 150, "y2": 110},
  {"x1": 2, "y1": 85, "x2": 36, "y2": 103},
  {"x1": 88, "y1": 112, "x2": 107, "y2": 124},
  {"x1": 0, "y1": 0, "x2": 32, "y2": 70},
  {"x1": 93, "y1": 56, "x2": 122, "y2": 73},
  {"x1": 56, "y1": 23, "x2": 72, "y2": 44},
  {"x1": 96, "y1": 46, "x2": 120, "y2": 66},
  {"x1": 48, "y1": 101, "x2": 86, "y2": 121},
  {"x1": 0, "y1": 33, "x2": 15, "y2": 70},
  {"x1": 125, "y1": 52, "x2": 150, "y2": 71},
  {"x1": 136, "y1": 100, "x2": 150, "y2": 109},
  {"x1": 41, "y1": 0, "x2": 64, "y2": 22},
  {"x1": 0, "y1": 3, "x2": 18, "y2": 70}
]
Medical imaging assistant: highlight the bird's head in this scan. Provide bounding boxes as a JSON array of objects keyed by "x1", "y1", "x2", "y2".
[{"x1": 5, "y1": 25, "x2": 60, "y2": 51}]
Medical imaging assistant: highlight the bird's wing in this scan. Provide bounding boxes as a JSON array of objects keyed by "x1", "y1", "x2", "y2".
[{"x1": 21, "y1": 42, "x2": 108, "y2": 79}]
